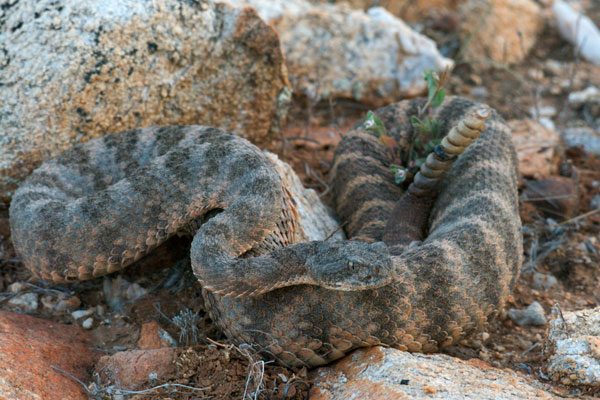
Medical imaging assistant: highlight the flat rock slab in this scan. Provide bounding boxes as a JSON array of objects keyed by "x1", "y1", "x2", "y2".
[
  {"x1": 310, "y1": 346, "x2": 559, "y2": 399},
  {"x1": 0, "y1": 0, "x2": 290, "y2": 204},
  {"x1": 232, "y1": 0, "x2": 453, "y2": 105},
  {"x1": 0, "y1": 310, "x2": 101, "y2": 400}
]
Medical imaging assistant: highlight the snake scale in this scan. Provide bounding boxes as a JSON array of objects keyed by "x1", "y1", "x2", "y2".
[{"x1": 9, "y1": 96, "x2": 522, "y2": 368}]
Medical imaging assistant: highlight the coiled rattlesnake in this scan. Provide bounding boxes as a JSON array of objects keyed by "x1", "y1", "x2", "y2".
[{"x1": 9, "y1": 96, "x2": 522, "y2": 368}]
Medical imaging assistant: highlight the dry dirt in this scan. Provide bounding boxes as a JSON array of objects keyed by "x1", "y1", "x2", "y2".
[{"x1": 1, "y1": 4, "x2": 600, "y2": 399}]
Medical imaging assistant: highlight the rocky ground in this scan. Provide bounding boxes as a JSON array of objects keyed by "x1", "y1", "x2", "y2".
[{"x1": 1, "y1": 0, "x2": 600, "y2": 399}]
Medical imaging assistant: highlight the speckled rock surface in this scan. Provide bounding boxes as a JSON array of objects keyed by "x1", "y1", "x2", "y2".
[
  {"x1": 544, "y1": 306, "x2": 600, "y2": 387},
  {"x1": 310, "y1": 346, "x2": 559, "y2": 399},
  {"x1": 0, "y1": 310, "x2": 101, "y2": 400},
  {"x1": 0, "y1": 0, "x2": 290, "y2": 204},
  {"x1": 95, "y1": 348, "x2": 177, "y2": 391},
  {"x1": 459, "y1": 0, "x2": 543, "y2": 66},
  {"x1": 308, "y1": 0, "x2": 467, "y2": 22},
  {"x1": 231, "y1": 0, "x2": 453, "y2": 105}
]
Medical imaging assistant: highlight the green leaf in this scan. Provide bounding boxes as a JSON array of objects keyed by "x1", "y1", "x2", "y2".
[
  {"x1": 432, "y1": 88, "x2": 446, "y2": 107},
  {"x1": 414, "y1": 137, "x2": 422, "y2": 149},
  {"x1": 362, "y1": 111, "x2": 387, "y2": 137},
  {"x1": 423, "y1": 141, "x2": 436, "y2": 153},
  {"x1": 362, "y1": 111, "x2": 375, "y2": 129},
  {"x1": 389, "y1": 165, "x2": 407, "y2": 184},
  {"x1": 430, "y1": 120, "x2": 442, "y2": 138},
  {"x1": 424, "y1": 70, "x2": 438, "y2": 102}
]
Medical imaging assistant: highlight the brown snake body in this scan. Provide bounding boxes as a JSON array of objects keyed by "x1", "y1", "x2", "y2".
[{"x1": 10, "y1": 96, "x2": 522, "y2": 368}]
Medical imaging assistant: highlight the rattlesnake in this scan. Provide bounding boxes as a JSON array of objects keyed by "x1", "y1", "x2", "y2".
[{"x1": 9, "y1": 96, "x2": 522, "y2": 368}]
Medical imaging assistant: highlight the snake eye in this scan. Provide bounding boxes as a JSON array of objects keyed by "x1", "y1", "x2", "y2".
[{"x1": 348, "y1": 260, "x2": 355, "y2": 270}]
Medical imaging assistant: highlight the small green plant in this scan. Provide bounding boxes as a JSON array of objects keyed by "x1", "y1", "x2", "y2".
[
  {"x1": 362, "y1": 111, "x2": 387, "y2": 137},
  {"x1": 362, "y1": 69, "x2": 450, "y2": 185},
  {"x1": 362, "y1": 112, "x2": 406, "y2": 184},
  {"x1": 410, "y1": 69, "x2": 448, "y2": 138}
]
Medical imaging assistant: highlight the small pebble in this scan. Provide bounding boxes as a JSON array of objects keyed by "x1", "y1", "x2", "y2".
[
  {"x1": 562, "y1": 127, "x2": 600, "y2": 156},
  {"x1": 71, "y1": 309, "x2": 94, "y2": 320},
  {"x1": 8, "y1": 292, "x2": 39, "y2": 312},
  {"x1": 577, "y1": 239, "x2": 598, "y2": 255},
  {"x1": 585, "y1": 237, "x2": 598, "y2": 254},
  {"x1": 527, "y1": 68, "x2": 544, "y2": 80},
  {"x1": 508, "y1": 301, "x2": 547, "y2": 326},
  {"x1": 82, "y1": 317, "x2": 94, "y2": 329},
  {"x1": 96, "y1": 304, "x2": 106, "y2": 317},
  {"x1": 41, "y1": 293, "x2": 81, "y2": 312},
  {"x1": 125, "y1": 282, "x2": 149, "y2": 300},
  {"x1": 479, "y1": 350, "x2": 491, "y2": 361},
  {"x1": 568, "y1": 86, "x2": 600, "y2": 105},
  {"x1": 529, "y1": 105, "x2": 556, "y2": 118},
  {"x1": 544, "y1": 59, "x2": 564, "y2": 75},
  {"x1": 56, "y1": 296, "x2": 82, "y2": 311},
  {"x1": 470, "y1": 86, "x2": 488, "y2": 98},
  {"x1": 469, "y1": 339, "x2": 483, "y2": 349},
  {"x1": 591, "y1": 194, "x2": 600, "y2": 210},
  {"x1": 8, "y1": 282, "x2": 27, "y2": 293},
  {"x1": 517, "y1": 338, "x2": 534, "y2": 351},
  {"x1": 159, "y1": 329, "x2": 177, "y2": 347},
  {"x1": 532, "y1": 272, "x2": 558, "y2": 290},
  {"x1": 549, "y1": 85, "x2": 562, "y2": 95},
  {"x1": 538, "y1": 117, "x2": 556, "y2": 131},
  {"x1": 40, "y1": 294, "x2": 58, "y2": 310},
  {"x1": 421, "y1": 385, "x2": 438, "y2": 394}
]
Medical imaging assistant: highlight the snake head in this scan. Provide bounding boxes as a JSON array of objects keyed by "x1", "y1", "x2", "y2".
[{"x1": 307, "y1": 241, "x2": 393, "y2": 291}]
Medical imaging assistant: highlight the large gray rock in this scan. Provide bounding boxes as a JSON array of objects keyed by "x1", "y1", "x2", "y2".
[
  {"x1": 544, "y1": 306, "x2": 600, "y2": 387},
  {"x1": 231, "y1": 0, "x2": 453, "y2": 105},
  {"x1": 0, "y1": 0, "x2": 290, "y2": 205},
  {"x1": 311, "y1": 347, "x2": 559, "y2": 399}
]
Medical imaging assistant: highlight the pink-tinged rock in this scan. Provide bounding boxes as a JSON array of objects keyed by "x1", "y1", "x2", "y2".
[
  {"x1": 0, "y1": 310, "x2": 101, "y2": 400},
  {"x1": 138, "y1": 321, "x2": 175, "y2": 350},
  {"x1": 95, "y1": 348, "x2": 177, "y2": 390},
  {"x1": 521, "y1": 176, "x2": 579, "y2": 220},
  {"x1": 509, "y1": 119, "x2": 560, "y2": 180},
  {"x1": 459, "y1": 0, "x2": 543, "y2": 66},
  {"x1": 310, "y1": 346, "x2": 559, "y2": 400}
]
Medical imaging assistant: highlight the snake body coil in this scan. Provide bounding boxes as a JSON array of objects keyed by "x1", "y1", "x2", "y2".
[{"x1": 10, "y1": 96, "x2": 522, "y2": 368}]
